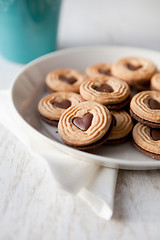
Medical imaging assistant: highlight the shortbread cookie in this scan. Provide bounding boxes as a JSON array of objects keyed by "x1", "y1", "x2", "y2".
[
  {"x1": 86, "y1": 63, "x2": 113, "y2": 78},
  {"x1": 106, "y1": 111, "x2": 133, "y2": 144},
  {"x1": 46, "y1": 69, "x2": 85, "y2": 93},
  {"x1": 132, "y1": 123, "x2": 160, "y2": 160},
  {"x1": 80, "y1": 76, "x2": 131, "y2": 110},
  {"x1": 112, "y1": 57, "x2": 157, "y2": 90},
  {"x1": 130, "y1": 91, "x2": 160, "y2": 128},
  {"x1": 151, "y1": 72, "x2": 160, "y2": 91},
  {"x1": 58, "y1": 101, "x2": 113, "y2": 150},
  {"x1": 38, "y1": 92, "x2": 83, "y2": 126}
]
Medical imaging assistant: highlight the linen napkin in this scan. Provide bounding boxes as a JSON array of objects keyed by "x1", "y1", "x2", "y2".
[{"x1": 0, "y1": 90, "x2": 118, "y2": 220}]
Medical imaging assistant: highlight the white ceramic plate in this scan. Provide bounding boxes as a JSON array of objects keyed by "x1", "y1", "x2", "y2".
[{"x1": 10, "y1": 46, "x2": 160, "y2": 170}]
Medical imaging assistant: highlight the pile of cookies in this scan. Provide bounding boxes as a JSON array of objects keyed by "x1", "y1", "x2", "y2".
[{"x1": 38, "y1": 56, "x2": 160, "y2": 159}]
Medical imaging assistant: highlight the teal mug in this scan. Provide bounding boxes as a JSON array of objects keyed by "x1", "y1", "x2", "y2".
[{"x1": 0, "y1": 0, "x2": 62, "y2": 63}]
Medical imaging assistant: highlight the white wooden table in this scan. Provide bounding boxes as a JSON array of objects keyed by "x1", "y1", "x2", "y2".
[{"x1": 0, "y1": 55, "x2": 160, "y2": 240}]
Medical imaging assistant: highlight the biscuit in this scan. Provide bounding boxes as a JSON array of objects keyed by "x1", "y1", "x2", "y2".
[
  {"x1": 86, "y1": 63, "x2": 113, "y2": 78},
  {"x1": 151, "y1": 72, "x2": 160, "y2": 91},
  {"x1": 106, "y1": 111, "x2": 133, "y2": 144},
  {"x1": 132, "y1": 123, "x2": 160, "y2": 160},
  {"x1": 38, "y1": 92, "x2": 83, "y2": 126},
  {"x1": 112, "y1": 57, "x2": 157, "y2": 90},
  {"x1": 80, "y1": 76, "x2": 131, "y2": 110},
  {"x1": 130, "y1": 91, "x2": 160, "y2": 128},
  {"x1": 45, "y1": 68, "x2": 85, "y2": 93},
  {"x1": 58, "y1": 101, "x2": 113, "y2": 150}
]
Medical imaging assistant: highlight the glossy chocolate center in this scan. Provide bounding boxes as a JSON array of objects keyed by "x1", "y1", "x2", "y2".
[
  {"x1": 148, "y1": 98, "x2": 160, "y2": 110},
  {"x1": 150, "y1": 128, "x2": 160, "y2": 141},
  {"x1": 126, "y1": 63, "x2": 142, "y2": 71},
  {"x1": 59, "y1": 75, "x2": 77, "y2": 84},
  {"x1": 72, "y1": 113, "x2": 93, "y2": 131},
  {"x1": 53, "y1": 99, "x2": 71, "y2": 109},
  {"x1": 98, "y1": 69, "x2": 112, "y2": 76},
  {"x1": 94, "y1": 83, "x2": 113, "y2": 93}
]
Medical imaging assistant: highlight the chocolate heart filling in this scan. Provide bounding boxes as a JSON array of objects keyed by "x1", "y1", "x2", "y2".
[
  {"x1": 98, "y1": 69, "x2": 112, "y2": 76},
  {"x1": 126, "y1": 63, "x2": 142, "y2": 71},
  {"x1": 94, "y1": 83, "x2": 113, "y2": 93},
  {"x1": 59, "y1": 75, "x2": 77, "y2": 84},
  {"x1": 72, "y1": 113, "x2": 93, "y2": 131},
  {"x1": 53, "y1": 99, "x2": 71, "y2": 109},
  {"x1": 150, "y1": 128, "x2": 160, "y2": 141},
  {"x1": 148, "y1": 98, "x2": 160, "y2": 110}
]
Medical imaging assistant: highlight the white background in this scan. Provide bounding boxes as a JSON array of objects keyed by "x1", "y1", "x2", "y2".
[{"x1": 59, "y1": 0, "x2": 160, "y2": 50}]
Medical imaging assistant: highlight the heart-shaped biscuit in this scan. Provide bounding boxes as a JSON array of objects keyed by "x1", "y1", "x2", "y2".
[{"x1": 72, "y1": 113, "x2": 93, "y2": 131}]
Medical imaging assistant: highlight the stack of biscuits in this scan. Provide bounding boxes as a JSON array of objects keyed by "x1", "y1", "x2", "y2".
[{"x1": 38, "y1": 56, "x2": 160, "y2": 159}]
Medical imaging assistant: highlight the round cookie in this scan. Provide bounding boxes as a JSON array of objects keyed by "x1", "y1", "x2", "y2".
[
  {"x1": 130, "y1": 91, "x2": 160, "y2": 128},
  {"x1": 80, "y1": 76, "x2": 131, "y2": 110},
  {"x1": 58, "y1": 101, "x2": 113, "y2": 150},
  {"x1": 45, "y1": 68, "x2": 85, "y2": 93},
  {"x1": 151, "y1": 72, "x2": 160, "y2": 91},
  {"x1": 132, "y1": 123, "x2": 160, "y2": 160},
  {"x1": 38, "y1": 92, "x2": 83, "y2": 126},
  {"x1": 112, "y1": 57, "x2": 157, "y2": 90},
  {"x1": 86, "y1": 63, "x2": 113, "y2": 78},
  {"x1": 106, "y1": 111, "x2": 133, "y2": 144}
]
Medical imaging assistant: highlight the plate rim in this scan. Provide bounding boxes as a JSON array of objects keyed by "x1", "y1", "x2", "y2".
[{"x1": 10, "y1": 45, "x2": 160, "y2": 170}]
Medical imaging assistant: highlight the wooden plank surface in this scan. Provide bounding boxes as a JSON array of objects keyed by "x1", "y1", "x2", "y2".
[{"x1": 0, "y1": 124, "x2": 160, "y2": 240}]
